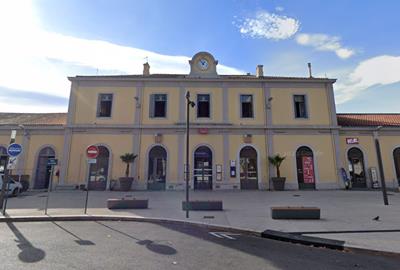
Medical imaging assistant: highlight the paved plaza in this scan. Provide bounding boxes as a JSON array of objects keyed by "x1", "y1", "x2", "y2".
[{"x1": 3, "y1": 189, "x2": 400, "y2": 253}]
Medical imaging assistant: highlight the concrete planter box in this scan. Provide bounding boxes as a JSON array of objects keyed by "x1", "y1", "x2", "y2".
[
  {"x1": 119, "y1": 177, "x2": 134, "y2": 191},
  {"x1": 182, "y1": 200, "x2": 223, "y2": 211},
  {"x1": 271, "y1": 206, "x2": 320, "y2": 219},
  {"x1": 107, "y1": 198, "x2": 148, "y2": 209},
  {"x1": 271, "y1": 177, "x2": 286, "y2": 191}
]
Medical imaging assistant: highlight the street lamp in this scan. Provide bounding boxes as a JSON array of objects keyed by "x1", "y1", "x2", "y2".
[
  {"x1": 374, "y1": 125, "x2": 389, "y2": 205},
  {"x1": 185, "y1": 91, "x2": 195, "y2": 218}
]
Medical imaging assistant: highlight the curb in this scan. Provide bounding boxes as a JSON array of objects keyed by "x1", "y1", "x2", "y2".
[
  {"x1": 261, "y1": 229, "x2": 345, "y2": 250},
  {"x1": 1, "y1": 215, "x2": 399, "y2": 256}
]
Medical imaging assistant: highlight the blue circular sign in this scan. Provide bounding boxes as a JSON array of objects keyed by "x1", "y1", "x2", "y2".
[{"x1": 7, "y1": 143, "x2": 23, "y2": 157}]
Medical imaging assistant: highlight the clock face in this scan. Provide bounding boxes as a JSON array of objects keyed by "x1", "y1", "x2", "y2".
[{"x1": 197, "y1": 58, "x2": 209, "y2": 70}]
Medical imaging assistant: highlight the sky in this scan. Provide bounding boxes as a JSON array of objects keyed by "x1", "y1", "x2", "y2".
[{"x1": 0, "y1": 0, "x2": 400, "y2": 113}]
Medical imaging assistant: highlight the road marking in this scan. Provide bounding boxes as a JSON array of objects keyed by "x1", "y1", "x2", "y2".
[{"x1": 209, "y1": 232, "x2": 240, "y2": 240}]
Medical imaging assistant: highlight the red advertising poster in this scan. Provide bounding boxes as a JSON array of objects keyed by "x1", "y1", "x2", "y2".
[{"x1": 302, "y1": 156, "x2": 315, "y2": 183}]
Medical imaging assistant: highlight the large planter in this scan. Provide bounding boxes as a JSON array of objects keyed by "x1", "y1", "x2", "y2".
[
  {"x1": 272, "y1": 177, "x2": 286, "y2": 191},
  {"x1": 119, "y1": 177, "x2": 134, "y2": 191},
  {"x1": 107, "y1": 198, "x2": 148, "y2": 209},
  {"x1": 182, "y1": 200, "x2": 223, "y2": 211}
]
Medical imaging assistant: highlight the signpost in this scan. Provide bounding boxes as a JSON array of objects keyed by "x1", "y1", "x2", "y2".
[
  {"x1": 1, "y1": 132, "x2": 19, "y2": 214},
  {"x1": 84, "y1": 145, "x2": 99, "y2": 214},
  {"x1": 44, "y1": 158, "x2": 58, "y2": 215}
]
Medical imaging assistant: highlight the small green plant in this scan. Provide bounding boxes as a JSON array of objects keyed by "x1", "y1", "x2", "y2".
[
  {"x1": 268, "y1": 154, "x2": 286, "y2": 178},
  {"x1": 120, "y1": 153, "x2": 137, "y2": 177}
]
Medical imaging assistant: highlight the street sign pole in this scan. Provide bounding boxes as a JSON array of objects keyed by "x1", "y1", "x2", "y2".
[
  {"x1": 84, "y1": 145, "x2": 99, "y2": 214},
  {"x1": 0, "y1": 130, "x2": 18, "y2": 213},
  {"x1": 44, "y1": 165, "x2": 55, "y2": 215}
]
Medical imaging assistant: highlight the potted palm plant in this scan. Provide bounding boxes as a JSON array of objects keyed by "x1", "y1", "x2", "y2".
[
  {"x1": 119, "y1": 153, "x2": 137, "y2": 191},
  {"x1": 268, "y1": 154, "x2": 286, "y2": 191}
]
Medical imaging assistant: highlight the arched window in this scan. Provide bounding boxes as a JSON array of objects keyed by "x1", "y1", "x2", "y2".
[
  {"x1": 394, "y1": 148, "x2": 400, "y2": 187},
  {"x1": 194, "y1": 146, "x2": 213, "y2": 190},
  {"x1": 239, "y1": 146, "x2": 258, "y2": 189},
  {"x1": 347, "y1": 147, "x2": 366, "y2": 188},
  {"x1": 88, "y1": 146, "x2": 110, "y2": 190},
  {"x1": 0, "y1": 146, "x2": 7, "y2": 174},
  {"x1": 34, "y1": 147, "x2": 55, "y2": 189},
  {"x1": 147, "y1": 146, "x2": 167, "y2": 190}
]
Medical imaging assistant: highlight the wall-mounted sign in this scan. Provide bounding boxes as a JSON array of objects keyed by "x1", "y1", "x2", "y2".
[
  {"x1": 86, "y1": 145, "x2": 99, "y2": 159},
  {"x1": 230, "y1": 160, "x2": 236, "y2": 177},
  {"x1": 346, "y1": 137, "x2": 359, "y2": 144},
  {"x1": 198, "y1": 128, "x2": 208, "y2": 134}
]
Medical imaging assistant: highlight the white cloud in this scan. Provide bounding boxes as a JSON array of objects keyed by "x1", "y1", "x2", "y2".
[
  {"x1": 296, "y1": 33, "x2": 355, "y2": 59},
  {"x1": 238, "y1": 10, "x2": 300, "y2": 40},
  {"x1": 0, "y1": 1, "x2": 244, "y2": 112},
  {"x1": 334, "y1": 55, "x2": 400, "y2": 103},
  {"x1": 275, "y1": 6, "x2": 284, "y2": 12}
]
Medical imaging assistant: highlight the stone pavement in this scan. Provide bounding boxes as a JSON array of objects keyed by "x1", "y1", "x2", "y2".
[{"x1": 3, "y1": 189, "x2": 400, "y2": 253}]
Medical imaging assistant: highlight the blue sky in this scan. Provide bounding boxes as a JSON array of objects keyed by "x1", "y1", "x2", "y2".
[{"x1": 0, "y1": 0, "x2": 400, "y2": 112}]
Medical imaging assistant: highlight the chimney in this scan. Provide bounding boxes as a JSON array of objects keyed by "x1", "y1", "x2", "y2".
[
  {"x1": 143, "y1": 62, "x2": 150, "y2": 76},
  {"x1": 307, "y1": 63, "x2": 313, "y2": 78},
  {"x1": 256, "y1": 65, "x2": 264, "y2": 77}
]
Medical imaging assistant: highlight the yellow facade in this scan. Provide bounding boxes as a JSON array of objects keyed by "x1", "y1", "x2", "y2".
[{"x1": 1, "y1": 52, "x2": 399, "y2": 191}]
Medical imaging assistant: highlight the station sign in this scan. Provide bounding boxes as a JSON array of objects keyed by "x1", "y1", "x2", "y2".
[{"x1": 346, "y1": 137, "x2": 359, "y2": 145}]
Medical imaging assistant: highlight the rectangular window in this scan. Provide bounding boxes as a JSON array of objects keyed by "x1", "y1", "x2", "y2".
[
  {"x1": 197, "y1": 94, "x2": 210, "y2": 118},
  {"x1": 294, "y1": 95, "x2": 307, "y2": 118},
  {"x1": 150, "y1": 94, "x2": 167, "y2": 118},
  {"x1": 240, "y1": 95, "x2": 254, "y2": 118},
  {"x1": 97, "y1": 94, "x2": 113, "y2": 117}
]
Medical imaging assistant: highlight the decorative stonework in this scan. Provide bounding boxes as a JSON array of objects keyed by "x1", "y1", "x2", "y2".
[{"x1": 189, "y1": 51, "x2": 219, "y2": 78}]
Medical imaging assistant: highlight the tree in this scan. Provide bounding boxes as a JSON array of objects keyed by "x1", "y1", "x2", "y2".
[
  {"x1": 268, "y1": 154, "x2": 286, "y2": 178},
  {"x1": 120, "y1": 153, "x2": 137, "y2": 177}
]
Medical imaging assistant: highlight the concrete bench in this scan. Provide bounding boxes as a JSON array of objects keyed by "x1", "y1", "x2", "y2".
[
  {"x1": 271, "y1": 206, "x2": 320, "y2": 219},
  {"x1": 182, "y1": 200, "x2": 223, "y2": 211},
  {"x1": 107, "y1": 199, "x2": 148, "y2": 209}
]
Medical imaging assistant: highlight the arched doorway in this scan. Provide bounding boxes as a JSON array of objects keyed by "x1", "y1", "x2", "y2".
[
  {"x1": 239, "y1": 146, "x2": 258, "y2": 189},
  {"x1": 34, "y1": 147, "x2": 55, "y2": 189},
  {"x1": 147, "y1": 145, "x2": 167, "y2": 190},
  {"x1": 393, "y1": 148, "x2": 400, "y2": 187},
  {"x1": 194, "y1": 146, "x2": 213, "y2": 190},
  {"x1": 0, "y1": 146, "x2": 7, "y2": 174},
  {"x1": 296, "y1": 146, "x2": 316, "y2": 190},
  {"x1": 347, "y1": 147, "x2": 366, "y2": 188},
  {"x1": 88, "y1": 146, "x2": 110, "y2": 190}
]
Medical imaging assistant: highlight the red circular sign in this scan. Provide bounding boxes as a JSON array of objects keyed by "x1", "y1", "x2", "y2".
[{"x1": 86, "y1": 145, "x2": 99, "y2": 159}]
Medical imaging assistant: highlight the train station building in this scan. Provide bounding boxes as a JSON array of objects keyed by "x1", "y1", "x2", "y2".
[{"x1": 1, "y1": 52, "x2": 400, "y2": 191}]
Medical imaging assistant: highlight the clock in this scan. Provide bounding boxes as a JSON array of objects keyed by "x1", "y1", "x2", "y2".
[{"x1": 197, "y1": 58, "x2": 209, "y2": 70}]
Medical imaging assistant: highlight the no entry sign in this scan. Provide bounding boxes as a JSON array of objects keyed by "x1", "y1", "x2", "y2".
[{"x1": 86, "y1": 145, "x2": 99, "y2": 159}]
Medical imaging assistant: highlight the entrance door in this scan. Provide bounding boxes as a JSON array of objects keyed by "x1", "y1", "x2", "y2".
[
  {"x1": 296, "y1": 146, "x2": 316, "y2": 190},
  {"x1": 347, "y1": 147, "x2": 366, "y2": 188},
  {"x1": 88, "y1": 146, "x2": 109, "y2": 190},
  {"x1": 240, "y1": 146, "x2": 258, "y2": 189},
  {"x1": 34, "y1": 147, "x2": 55, "y2": 189},
  {"x1": 194, "y1": 146, "x2": 212, "y2": 190},
  {"x1": 0, "y1": 146, "x2": 7, "y2": 174},
  {"x1": 393, "y1": 148, "x2": 400, "y2": 187},
  {"x1": 147, "y1": 146, "x2": 167, "y2": 190}
]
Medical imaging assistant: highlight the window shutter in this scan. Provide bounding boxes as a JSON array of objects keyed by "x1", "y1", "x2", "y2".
[{"x1": 149, "y1": 94, "x2": 155, "y2": 118}]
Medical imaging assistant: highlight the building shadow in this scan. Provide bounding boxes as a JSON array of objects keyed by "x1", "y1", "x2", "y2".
[
  {"x1": 95, "y1": 221, "x2": 177, "y2": 255},
  {"x1": 6, "y1": 222, "x2": 45, "y2": 263}
]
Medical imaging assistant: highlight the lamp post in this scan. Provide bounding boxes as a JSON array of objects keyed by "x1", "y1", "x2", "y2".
[
  {"x1": 374, "y1": 126, "x2": 389, "y2": 205},
  {"x1": 185, "y1": 91, "x2": 195, "y2": 218}
]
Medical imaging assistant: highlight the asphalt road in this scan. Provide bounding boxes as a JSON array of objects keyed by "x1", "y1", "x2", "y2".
[{"x1": 0, "y1": 221, "x2": 399, "y2": 270}]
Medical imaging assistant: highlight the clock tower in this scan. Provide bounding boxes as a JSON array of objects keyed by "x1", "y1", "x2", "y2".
[{"x1": 189, "y1": 52, "x2": 219, "y2": 78}]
